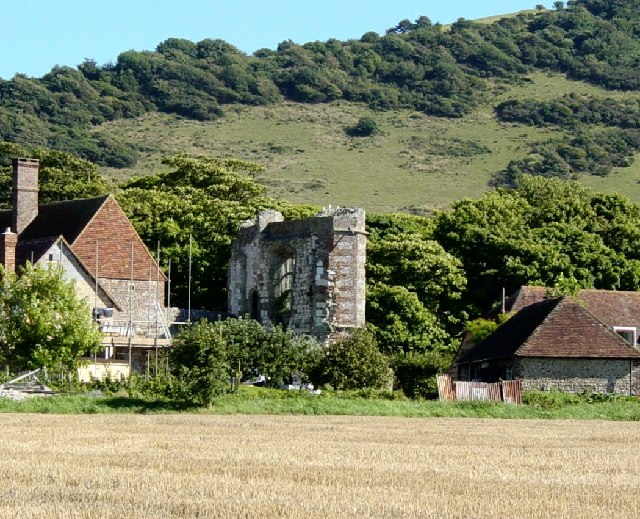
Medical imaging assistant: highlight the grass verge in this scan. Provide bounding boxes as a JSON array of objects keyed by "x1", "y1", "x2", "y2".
[{"x1": 1, "y1": 389, "x2": 639, "y2": 420}]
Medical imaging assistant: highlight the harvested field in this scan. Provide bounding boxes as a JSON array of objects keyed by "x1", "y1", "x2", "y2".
[{"x1": 0, "y1": 414, "x2": 637, "y2": 518}]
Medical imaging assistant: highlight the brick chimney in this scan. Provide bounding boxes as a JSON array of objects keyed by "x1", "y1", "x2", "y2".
[
  {"x1": 12, "y1": 158, "x2": 39, "y2": 235},
  {"x1": 0, "y1": 227, "x2": 17, "y2": 274}
]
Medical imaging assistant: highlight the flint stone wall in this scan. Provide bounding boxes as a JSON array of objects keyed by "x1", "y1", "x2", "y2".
[
  {"x1": 228, "y1": 207, "x2": 366, "y2": 344},
  {"x1": 516, "y1": 357, "x2": 640, "y2": 394}
]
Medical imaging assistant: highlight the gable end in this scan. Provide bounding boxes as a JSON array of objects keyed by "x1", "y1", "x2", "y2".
[{"x1": 71, "y1": 196, "x2": 166, "y2": 281}]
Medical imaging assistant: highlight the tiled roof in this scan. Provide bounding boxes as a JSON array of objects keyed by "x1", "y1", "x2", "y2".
[
  {"x1": 460, "y1": 297, "x2": 640, "y2": 363},
  {"x1": 577, "y1": 289, "x2": 640, "y2": 330},
  {"x1": 486, "y1": 285, "x2": 547, "y2": 318},
  {"x1": 0, "y1": 196, "x2": 108, "y2": 243},
  {"x1": 490, "y1": 285, "x2": 640, "y2": 330},
  {"x1": 460, "y1": 298, "x2": 561, "y2": 363},
  {"x1": 505, "y1": 285, "x2": 548, "y2": 313}
]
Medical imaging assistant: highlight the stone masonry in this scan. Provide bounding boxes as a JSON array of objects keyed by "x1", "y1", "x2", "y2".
[
  {"x1": 228, "y1": 207, "x2": 366, "y2": 344},
  {"x1": 12, "y1": 158, "x2": 39, "y2": 235},
  {"x1": 515, "y1": 357, "x2": 640, "y2": 395}
]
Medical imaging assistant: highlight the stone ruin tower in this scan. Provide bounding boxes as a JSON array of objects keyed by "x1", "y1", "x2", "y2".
[{"x1": 227, "y1": 207, "x2": 366, "y2": 344}]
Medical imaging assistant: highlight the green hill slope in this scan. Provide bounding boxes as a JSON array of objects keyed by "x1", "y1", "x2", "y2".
[{"x1": 96, "y1": 70, "x2": 640, "y2": 212}]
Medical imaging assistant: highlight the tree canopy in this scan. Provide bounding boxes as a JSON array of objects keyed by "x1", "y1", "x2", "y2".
[
  {"x1": 0, "y1": 263, "x2": 102, "y2": 372},
  {"x1": 117, "y1": 154, "x2": 277, "y2": 309},
  {"x1": 433, "y1": 175, "x2": 640, "y2": 314}
]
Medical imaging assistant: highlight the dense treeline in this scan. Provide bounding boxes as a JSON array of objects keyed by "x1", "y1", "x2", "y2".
[
  {"x1": 493, "y1": 93, "x2": 640, "y2": 185},
  {"x1": 496, "y1": 95, "x2": 640, "y2": 129},
  {"x1": 2, "y1": 0, "x2": 640, "y2": 168},
  {"x1": 493, "y1": 127, "x2": 640, "y2": 186}
]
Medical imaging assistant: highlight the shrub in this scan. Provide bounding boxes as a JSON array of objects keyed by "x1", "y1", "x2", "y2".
[
  {"x1": 391, "y1": 351, "x2": 452, "y2": 399},
  {"x1": 346, "y1": 116, "x2": 379, "y2": 137},
  {"x1": 170, "y1": 320, "x2": 230, "y2": 406},
  {"x1": 168, "y1": 318, "x2": 321, "y2": 406},
  {"x1": 523, "y1": 390, "x2": 581, "y2": 410},
  {"x1": 313, "y1": 329, "x2": 391, "y2": 390}
]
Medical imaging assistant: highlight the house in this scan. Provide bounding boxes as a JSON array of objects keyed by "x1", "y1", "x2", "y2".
[
  {"x1": 454, "y1": 286, "x2": 640, "y2": 395},
  {"x1": 0, "y1": 158, "x2": 170, "y2": 379},
  {"x1": 228, "y1": 207, "x2": 366, "y2": 344}
]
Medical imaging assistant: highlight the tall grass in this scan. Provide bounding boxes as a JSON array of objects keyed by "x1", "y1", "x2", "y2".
[{"x1": 1, "y1": 390, "x2": 639, "y2": 420}]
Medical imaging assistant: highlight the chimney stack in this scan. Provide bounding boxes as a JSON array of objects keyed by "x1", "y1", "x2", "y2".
[
  {"x1": 12, "y1": 158, "x2": 39, "y2": 235},
  {"x1": 0, "y1": 227, "x2": 17, "y2": 274}
]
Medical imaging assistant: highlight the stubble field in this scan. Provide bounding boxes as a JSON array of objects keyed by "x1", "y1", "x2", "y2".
[{"x1": 0, "y1": 414, "x2": 638, "y2": 518}]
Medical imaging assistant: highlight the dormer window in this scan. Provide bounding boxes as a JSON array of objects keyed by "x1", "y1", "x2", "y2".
[{"x1": 613, "y1": 326, "x2": 637, "y2": 347}]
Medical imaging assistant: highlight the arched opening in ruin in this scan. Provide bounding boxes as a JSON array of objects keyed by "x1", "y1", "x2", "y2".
[{"x1": 270, "y1": 247, "x2": 296, "y2": 328}]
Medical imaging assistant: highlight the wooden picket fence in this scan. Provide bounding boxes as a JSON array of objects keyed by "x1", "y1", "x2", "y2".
[{"x1": 436, "y1": 374, "x2": 522, "y2": 404}]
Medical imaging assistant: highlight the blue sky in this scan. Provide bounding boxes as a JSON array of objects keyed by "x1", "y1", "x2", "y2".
[{"x1": 0, "y1": 1, "x2": 541, "y2": 79}]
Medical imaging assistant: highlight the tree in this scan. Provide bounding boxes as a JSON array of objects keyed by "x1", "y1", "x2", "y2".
[
  {"x1": 433, "y1": 175, "x2": 640, "y2": 314},
  {"x1": 366, "y1": 213, "x2": 466, "y2": 353},
  {"x1": 0, "y1": 263, "x2": 102, "y2": 372},
  {"x1": 220, "y1": 317, "x2": 320, "y2": 387},
  {"x1": 0, "y1": 143, "x2": 111, "y2": 208},
  {"x1": 392, "y1": 351, "x2": 453, "y2": 399},
  {"x1": 313, "y1": 329, "x2": 391, "y2": 390},
  {"x1": 366, "y1": 283, "x2": 449, "y2": 355}
]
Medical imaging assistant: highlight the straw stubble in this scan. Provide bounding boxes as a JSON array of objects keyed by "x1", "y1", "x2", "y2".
[{"x1": 0, "y1": 414, "x2": 637, "y2": 518}]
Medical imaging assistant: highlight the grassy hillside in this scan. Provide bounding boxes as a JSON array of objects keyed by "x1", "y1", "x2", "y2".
[{"x1": 96, "y1": 70, "x2": 640, "y2": 213}]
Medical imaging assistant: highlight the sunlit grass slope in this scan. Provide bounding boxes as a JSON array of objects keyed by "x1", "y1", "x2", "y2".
[{"x1": 97, "y1": 71, "x2": 640, "y2": 213}]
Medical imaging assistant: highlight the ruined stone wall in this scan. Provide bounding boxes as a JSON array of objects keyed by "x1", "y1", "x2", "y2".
[
  {"x1": 516, "y1": 357, "x2": 640, "y2": 395},
  {"x1": 228, "y1": 207, "x2": 366, "y2": 344}
]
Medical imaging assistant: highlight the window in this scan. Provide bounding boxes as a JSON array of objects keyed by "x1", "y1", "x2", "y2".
[{"x1": 613, "y1": 326, "x2": 637, "y2": 347}]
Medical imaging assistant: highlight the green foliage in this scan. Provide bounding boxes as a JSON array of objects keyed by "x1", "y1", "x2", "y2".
[
  {"x1": 118, "y1": 154, "x2": 275, "y2": 309},
  {"x1": 169, "y1": 320, "x2": 230, "y2": 406},
  {"x1": 366, "y1": 212, "x2": 466, "y2": 354},
  {"x1": 313, "y1": 329, "x2": 391, "y2": 390},
  {"x1": 219, "y1": 317, "x2": 321, "y2": 388},
  {"x1": 346, "y1": 116, "x2": 379, "y2": 137},
  {"x1": 433, "y1": 175, "x2": 640, "y2": 314},
  {"x1": 6, "y1": 0, "x2": 640, "y2": 170},
  {"x1": 366, "y1": 283, "x2": 450, "y2": 355},
  {"x1": 391, "y1": 351, "x2": 453, "y2": 399},
  {"x1": 169, "y1": 318, "x2": 320, "y2": 406},
  {"x1": 125, "y1": 373, "x2": 177, "y2": 400},
  {"x1": 465, "y1": 318, "x2": 500, "y2": 343},
  {"x1": 0, "y1": 263, "x2": 102, "y2": 371},
  {"x1": 493, "y1": 94, "x2": 640, "y2": 184}
]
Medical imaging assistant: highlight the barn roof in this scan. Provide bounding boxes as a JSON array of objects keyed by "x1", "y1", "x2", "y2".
[{"x1": 459, "y1": 297, "x2": 640, "y2": 363}]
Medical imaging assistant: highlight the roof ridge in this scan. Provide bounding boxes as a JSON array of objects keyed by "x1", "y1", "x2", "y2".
[
  {"x1": 37, "y1": 194, "x2": 110, "y2": 208},
  {"x1": 579, "y1": 287, "x2": 640, "y2": 296}
]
